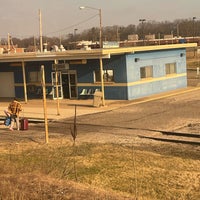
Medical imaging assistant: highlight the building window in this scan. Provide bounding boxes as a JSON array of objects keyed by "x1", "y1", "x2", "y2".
[
  {"x1": 94, "y1": 70, "x2": 114, "y2": 82},
  {"x1": 140, "y1": 66, "x2": 153, "y2": 79},
  {"x1": 165, "y1": 63, "x2": 176, "y2": 75},
  {"x1": 29, "y1": 71, "x2": 41, "y2": 83}
]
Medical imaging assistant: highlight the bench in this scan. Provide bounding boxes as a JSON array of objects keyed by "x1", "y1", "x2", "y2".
[{"x1": 79, "y1": 89, "x2": 95, "y2": 99}]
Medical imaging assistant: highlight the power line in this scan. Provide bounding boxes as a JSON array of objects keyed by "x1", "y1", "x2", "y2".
[
  {"x1": 45, "y1": 14, "x2": 99, "y2": 36},
  {"x1": 0, "y1": 14, "x2": 99, "y2": 39}
]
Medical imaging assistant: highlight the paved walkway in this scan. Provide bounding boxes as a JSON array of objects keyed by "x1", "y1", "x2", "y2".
[
  {"x1": 0, "y1": 87, "x2": 200, "y2": 122},
  {"x1": 0, "y1": 98, "x2": 123, "y2": 122}
]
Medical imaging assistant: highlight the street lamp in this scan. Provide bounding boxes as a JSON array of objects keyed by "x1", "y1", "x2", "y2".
[
  {"x1": 139, "y1": 18, "x2": 146, "y2": 45},
  {"x1": 79, "y1": 6, "x2": 102, "y2": 48},
  {"x1": 79, "y1": 6, "x2": 105, "y2": 106}
]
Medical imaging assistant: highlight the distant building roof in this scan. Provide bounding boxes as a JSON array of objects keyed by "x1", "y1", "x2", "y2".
[{"x1": 0, "y1": 45, "x2": 24, "y2": 54}]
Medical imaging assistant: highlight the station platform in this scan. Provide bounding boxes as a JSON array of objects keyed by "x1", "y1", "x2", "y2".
[{"x1": 0, "y1": 87, "x2": 199, "y2": 123}]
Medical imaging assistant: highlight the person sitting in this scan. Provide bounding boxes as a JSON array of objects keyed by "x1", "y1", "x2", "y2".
[{"x1": 5, "y1": 98, "x2": 22, "y2": 131}]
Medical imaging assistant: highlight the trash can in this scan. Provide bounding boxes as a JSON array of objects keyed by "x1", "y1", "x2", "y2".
[{"x1": 93, "y1": 91, "x2": 103, "y2": 107}]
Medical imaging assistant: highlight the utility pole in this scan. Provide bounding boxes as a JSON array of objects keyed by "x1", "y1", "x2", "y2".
[
  {"x1": 7, "y1": 33, "x2": 10, "y2": 51},
  {"x1": 116, "y1": 26, "x2": 120, "y2": 42},
  {"x1": 193, "y1": 17, "x2": 197, "y2": 57},
  {"x1": 39, "y1": 9, "x2": 43, "y2": 52},
  {"x1": 33, "y1": 36, "x2": 36, "y2": 52}
]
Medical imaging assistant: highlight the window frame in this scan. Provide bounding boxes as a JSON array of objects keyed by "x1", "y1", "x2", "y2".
[
  {"x1": 140, "y1": 65, "x2": 153, "y2": 79},
  {"x1": 28, "y1": 71, "x2": 41, "y2": 83},
  {"x1": 94, "y1": 69, "x2": 114, "y2": 83},
  {"x1": 165, "y1": 63, "x2": 177, "y2": 75}
]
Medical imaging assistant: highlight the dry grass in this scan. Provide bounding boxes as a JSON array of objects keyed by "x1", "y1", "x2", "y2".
[{"x1": 0, "y1": 140, "x2": 199, "y2": 200}]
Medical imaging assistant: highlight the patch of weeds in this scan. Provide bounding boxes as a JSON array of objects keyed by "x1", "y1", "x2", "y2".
[{"x1": 0, "y1": 142, "x2": 199, "y2": 200}]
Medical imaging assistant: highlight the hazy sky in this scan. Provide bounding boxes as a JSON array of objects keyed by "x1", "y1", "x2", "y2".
[{"x1": 1, "y1": 0, "x2": 200, "y2": 38}]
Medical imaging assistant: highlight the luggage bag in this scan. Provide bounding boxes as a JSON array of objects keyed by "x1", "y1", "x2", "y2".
[{"x1": 20, "y1": 118, "x2": 28, "y2": 130}]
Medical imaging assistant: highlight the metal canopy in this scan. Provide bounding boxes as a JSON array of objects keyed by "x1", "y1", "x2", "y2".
[
  {"x1": 0, "y1": 43, "x2": 197, "y2": 63},
  {"x1": 0, "y1": 49, "x2": 110, "y2": 63}
]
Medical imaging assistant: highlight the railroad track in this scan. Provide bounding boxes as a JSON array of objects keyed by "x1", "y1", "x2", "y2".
[
  {"x1": 64, "y1": 122, "x2": 200, "y2": 146},
  {"x1": 138, "y1": 131, "x2": 200, "y2": 145},
  {"x1": 2, "y1": 118, "x2": 198, "y2": 146}
]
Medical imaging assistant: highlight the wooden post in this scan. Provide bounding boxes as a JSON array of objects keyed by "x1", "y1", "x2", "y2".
[
  {"x1": 54, "y1": 60, "x2": 60, "y2": 115},
  {"x1": 41, "y1": 65, "x2": 49, "y2": 144},
  {"x1": 99, "y1": 57, "x2": 105, "y2": 106},
  {"x1": 22, "y1": 61, "x2": 28, "y2": 103}
]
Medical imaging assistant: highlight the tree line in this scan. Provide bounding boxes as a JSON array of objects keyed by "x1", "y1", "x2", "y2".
[{"x1": 2, "y1": 18, "x2": 200, "y2": 50}]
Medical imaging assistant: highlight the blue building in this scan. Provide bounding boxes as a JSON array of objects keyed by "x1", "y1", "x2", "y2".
[{"x1": 0, "y1": 43, "x2": 196, "y2": 101}]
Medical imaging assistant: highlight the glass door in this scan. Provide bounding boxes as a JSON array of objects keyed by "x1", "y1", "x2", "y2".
[
  {"x1": 51, "y1": 71, "x2": 63, "y2": 99},
  {"x1": 62, "y1": 71, "x2": 77, "y2": 99},
  {"x1": 69, "y1": 73, "x2": 77, "y2": 98}
]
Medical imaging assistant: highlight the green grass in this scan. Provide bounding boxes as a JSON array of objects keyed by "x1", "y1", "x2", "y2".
[{"x1": 0, "y1": 142, "x2": 199, "y2": 200}]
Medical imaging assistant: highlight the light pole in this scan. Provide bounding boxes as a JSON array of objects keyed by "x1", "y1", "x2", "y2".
[
  {"x1": 139, "y1": 18, "x2": 146, "y2": 45},
  {"x1": 79, "y1": 6, "x2": 105, "y2": 106},
  {"x1": 74, "y1": 28, "x2": 78, "y2": 49},
  {"x1": 193, "y1": 17, "x2": 196, "y2": 42},
  {"x1": 74, "y1": 29, "x2": 78, "y2": 39},
  {"x1": 79, "y1": 6, "x2": 102, "y2": 48},
  {"x1": 193, "y1": 17, "x2": 197, "y2": 57},
  {"x1": 176, "y1": 23, "x2": 179, "y2": 38}
]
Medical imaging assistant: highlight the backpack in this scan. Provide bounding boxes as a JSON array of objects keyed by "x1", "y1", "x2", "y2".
[{"x1": 4, "y1": 116, "x2": 11, "y2": 126}]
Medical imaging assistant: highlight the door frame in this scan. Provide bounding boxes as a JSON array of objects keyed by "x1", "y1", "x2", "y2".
[
  {"x1": 51, "y1": 71, "x2": 63, "y2": 100},
  {"x1": 62, "y1": 70, "x2": 78, "y2": 99}
]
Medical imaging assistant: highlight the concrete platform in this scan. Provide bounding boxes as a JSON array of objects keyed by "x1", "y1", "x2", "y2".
[
  {"x1": 0, "y1": 87, "x2": 199, "y2": 123},
  {"x1": 0, "y1": 98, "x2": 122, "y2": 122}
]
